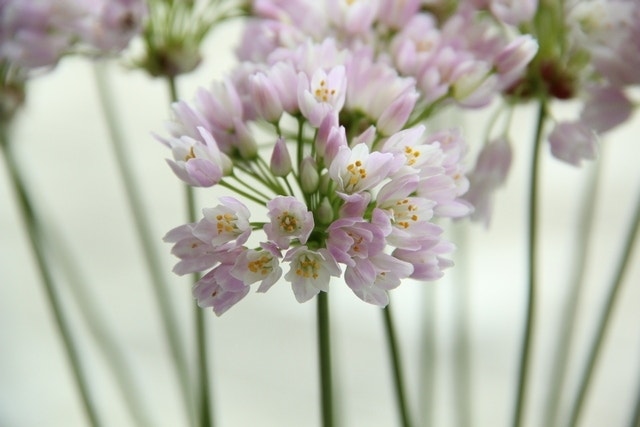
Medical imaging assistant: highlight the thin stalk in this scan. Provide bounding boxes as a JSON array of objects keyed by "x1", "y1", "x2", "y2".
[
  {"x1": 566, "y1": 189, "x2": 640, "y2": 427},
  {"x1": 629, "y1": 368, "x2": 640, "y2": 427},
  {"x1": 317, "y1": 292, "x2": 334, "y2": 427},
  {"x1": 92, "y1": 63, "x2": 195, "y2": 426},
  {"x1": 43, "y1": 223, "x2": 154, "y2": 427},
  {"x1": 167, "y1": 74, "x2": 214, "y2": 427},
  {"x1": 383, "y1": 304, "x2": 414, "y2": 427},
  {"x1": 542, "y1": 159, "x2": 602, "y2": 427},
  {"x1": 1, "y1": 136, "x2": 102, "y2": 427},
  {"x1": 452, "y1": 223, "x2": 473, "y2": 427},
  {"x1": 185, "y1": 185, "x2": 213, "y2": 427},
  {"x1": 219, "y1": 179, "x2": 269, "y2": 205},
  {"x1": 512, "y1": 101, "x2": 546, "y2": 427},
  {"x1": 419, "y1": 286, "x2": 437, "y2": 427}
]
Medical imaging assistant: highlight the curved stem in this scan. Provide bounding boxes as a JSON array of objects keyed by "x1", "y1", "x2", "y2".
[
  {"x1": 92, "y1": 63, "x2": 195, "y2": 426},
  {"x1": 512, "y1": 101, "x2": 546, "y2": 427},
  {"x1": 542, "y1": 158, "x2": 602, "y2": 427},
  {"x1": 566, "y1": 189, "x2": 640, "y2": 427},
  {"x1": 383, "y1": 304, "x2": 414, "y2": 427},
  {"x1": 167, "y1": 74, "x2": 215, "y2": 427},
  {"x1": 317, "y1": 292, "x2": 334, "y2": 427},
  {"x1": 1, "y1": 134, "x2": 102, "y2": 427}
]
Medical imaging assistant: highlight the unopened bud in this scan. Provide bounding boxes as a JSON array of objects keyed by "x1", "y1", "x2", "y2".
[
  {"x1": 300, "y1": 156, "x2": 320, "y2": 194},
  {"x1": 270, "y1": 137, "x2": 292, "y2": 177}
]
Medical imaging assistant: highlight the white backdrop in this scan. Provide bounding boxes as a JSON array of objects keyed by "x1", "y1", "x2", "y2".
[{"x1": 1, "y1": 22, "x2": 639, "y2": 427}]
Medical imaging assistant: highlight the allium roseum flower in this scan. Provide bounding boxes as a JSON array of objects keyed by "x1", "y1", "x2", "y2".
[{"x1": 158, "y1": 37, "x2": 474, "y2": 315}]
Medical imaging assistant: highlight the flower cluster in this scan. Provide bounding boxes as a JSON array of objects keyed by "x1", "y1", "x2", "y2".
[
  {"x1": 159, "y1": 32, "x2": 485, "y2": 314},
  {"x1": 0, "y1": 0, "x2": 147, "y2": 71}
]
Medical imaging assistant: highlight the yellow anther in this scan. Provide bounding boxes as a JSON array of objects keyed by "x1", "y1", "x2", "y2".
[{"x1": 185, "y1": 146, "x2": 196, "y2": 161}]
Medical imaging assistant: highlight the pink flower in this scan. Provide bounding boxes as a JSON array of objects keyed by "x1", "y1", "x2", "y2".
[
  {"x1": 328, "y1": 143, "x2": 403, "y2": 194},
  {"x1": 548, "y1": 121, "x2": 598, "y2": 167},
  {"x1": 297, "y1": 65, "x2": 347, "y2": 127},
  {"x1": 193, "y1": 263, "x2": 250, "y2": 316},
  {"x1": 580, "y1": 85, "x2": 634, "y2": 134},
  {"x1": 193, "y1": 197, "x2": 252, "y2": 249},
  {"x1": 393, "y1": 234, "x2": 455, "y2": 281},
  {"x1": 283, "y1": 247, "x2": 341, "y2": 303},
  {"x1": 350, "y1": 253, "x2": 414, "y2": 306},
  {"x1": 163, "y1": 223, "x2": 218, "y2": 275},
  {"x1": 464, "y1": 137, "x2": 512, "y2": 227},
  {"x1": 230, "y1": 244, "x2": 283, "y2": 293},
  {"x1": 162, "y1": 127, "x2": 231, "y2": 187},
  {"x1": 264, "y1": 196, "x2": 315, "y2": 249}
]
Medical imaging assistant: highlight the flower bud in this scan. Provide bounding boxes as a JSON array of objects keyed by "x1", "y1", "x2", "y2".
[
  {"x1": 270, "y1": 137, "x2": 292, "y2": 177},
  {"x1": 234, "y1": 120, "x2": 258, "y2": 159},
  {"x1": 316, "y1": 197, "x2": 334, "y2": 225},
  {"x1": 249, "y1": 72, "x2": 283, "y2": 123},
  {"x1": 318, "y1": 172, "x2": 332, "y2": 195},
  {"x1": 300, "y1": 156, "x2": 320, "y2": 194}
]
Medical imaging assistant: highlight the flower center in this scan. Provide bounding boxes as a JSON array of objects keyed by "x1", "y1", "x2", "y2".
[
  {"x1": 185, "y1": 146, "x2": 196, "y2": 161},
  {"x1": 394, "y1": 199, "x2": 419, "y2": 229},
  {"x1": 296, "y1": 256, "x2": 320, "y2": 279},
  {"x1": 346, "y1": 160, "x2": 367, "y2": 188},
  {"x1": 215, "y1": 213, "x2": 237, "y2": 234},
  {"x1": 278, "y1": 211, "x2": 299, "y2": 233},
  {"x1": 248, "y1": 254, "x2": 272, "y2": 275},
  {"x1": 403, "y1": 146, "x2": 421, "y2": 166},
  {"x1": 313, "y1": 79, "x2": 337, "y2": 103}
]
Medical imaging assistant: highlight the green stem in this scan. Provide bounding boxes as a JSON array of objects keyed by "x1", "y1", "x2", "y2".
[
  {"x1": 43, "y1": 222, "x2": 153, "y2": 427},
  {"x1": 167, "y1": 73, "x2": 215, "y2": 427},
  {"x1": 219, "y1": 178, "x2": 268, "y2": 205},
  {"x1": 1, "y1": 135, "x2": 102, "y2": 427},
  {"x1": 542, "y1": 158, "x2": 602, "y2": 427},
  {"x1": 383, "y1": 304, "x2": 413, "y2": 427},
  {"x1": 512, "y1": 101, "x2": 546, "y2": 427},
  {"x1": 185, "y1": 185, "x2": 214, "y2": 427},
  {"x1": 92, "y1": 63, "x2": 195, "y2": 426},
  {"x1": 452, "y1": 223, "x2": 473, "y2": 427},
  {"x1": 566, "y1": 189, "x2": 640, "y2": 427},
  {"x1": 317, "y1": 292, "x2": 334, "y2": 427},
  {"x1": 629, "y1": 372, "x2": 640, "y2": 427},
  {"x1": 419, "y1": 286, "x2": 437, "y2": 427}
]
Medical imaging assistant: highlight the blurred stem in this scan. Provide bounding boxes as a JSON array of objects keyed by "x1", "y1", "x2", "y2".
[
  {"x1": 166, "y1": 74, "x2": 214, "y2": 427},
  {"x1": 317, "y1": 292, "x2": 335, "y2": 427},
  {"x1": 542, "y1": 158, "x2": 603, "y2": 427},
  {"x1": 419, "y1": 286, "x2": 437, "y2": 427},
  {"x1": 629, "y1": 368, "x2": 640, "y2": 427},
  {"x1": 0, "y1": 131, "x2": 102, "y2": 427},
  {"x1": 383, "y1": 303, "x2": 414, "y2": 427},
  {"x1": 452, "y1": 223, "x2": 472, "y2": 427},
  {"x1": 512, "y1": 101, "x2": 546, "y2": 427},
  {"x1": 566, "y1": 188, "x2": 640, "y2": 427},
  {"x1": 44, "y1": 221, "x2": 154, "y2": 427},
  {"x1": 92, "y1": 63, "x2": 195, "y2": 427}
]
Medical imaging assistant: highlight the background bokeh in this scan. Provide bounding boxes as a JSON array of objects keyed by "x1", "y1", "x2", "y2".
[{"x1": 1, "y1": 22, "x2": 639, "y2": 427}]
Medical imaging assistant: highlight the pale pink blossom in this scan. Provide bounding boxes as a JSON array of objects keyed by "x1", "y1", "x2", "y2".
[
  {"x1": 264, "y1": 196, "x2": 314, "y2": 249},
  {"x1": 464, "y1": 137, "x2": 512, "y2": 227},
  {"x1": 193, "y1": 197, "x2": 252, "y2": 250},
  {"x1": 548, "y1": 121, "x2": 598, "y2": 167},
  {"x1": 297, "y1": 65, "x2": 347, "y2": 127},
  {"x1": 284, "y1": 247, "x2": 341, "y2": 303}
]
